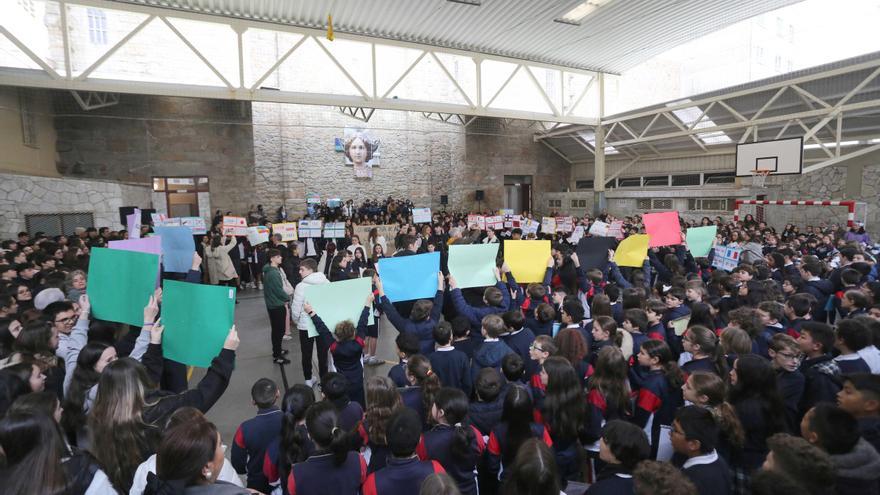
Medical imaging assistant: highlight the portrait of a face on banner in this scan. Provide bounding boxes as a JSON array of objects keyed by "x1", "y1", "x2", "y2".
[{"x1": 343, "y1": 127, "x2": 381, "y2": 179}]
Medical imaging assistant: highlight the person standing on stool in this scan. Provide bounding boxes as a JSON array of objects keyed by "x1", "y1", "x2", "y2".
[
  {"x1": 290, "y1": 258, "x2": 330, "y2": 386},
  {"x1": 263, "y1": 249, "x2": 292, "y2": 364}
]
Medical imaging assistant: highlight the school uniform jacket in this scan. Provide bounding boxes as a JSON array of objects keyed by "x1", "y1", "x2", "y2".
[
  {"x1": 585, "y1": 465, "x2": 635, "y2": 495},
  {"x1": 362, "y1": 457, "x2": 445, "y2": 495},
  {"x1": 388, "y1": 359, "x2": 408, "y2": 388},
  {"x1": 400, "y1": 386, "x2": 428, "y2": 429},
  {"x1": 466, "y1": 395, "x2": 504, "y2": 437},
  {"x1": 429, "y1": 347, "x2": 472, "y2": 396},
  {"x1": 631, "y1": 369, "x2": 683, "y2": 458},
  {"x1": 776, "y1": 369, "x2": 805, "y2": 432},
  {"x1": 417, "y1": 424, "x2": 486, "y2": 495},
  {"x1": 287, "y1": 451, "x2": 367, "y2": 495},
  {"x1": 486, "y1": 422, "x2": 553, "y2": 481},
  {"x1": 471, "y1": 340, "x2": 515, "y2": 383},
  {"x1": 681, "y1": 450, "x2": 732, "y2": 495},
  {"x1": 799, "y1": 354, "x2": 842, "y2": 414},
  {"x1": 231, "y1": 407, "x2": 284, "y2": 493},
  {"x1": 312, "y1": 308, "x2": 370, "y2": 404},
  {"x1": 262, "y1": 427, "x2": 315, "y2": 491},
  {"x1": 355, "y1": 420, "x2": 393, "y2": 474},
  {"x1": 834, "y1": 354, "x2": 872, "y2": 375},
  {"x1": 380, "y1": 290, "x2": 444, "y2": 355},
  {"x1": 681, "y1": 357, "x2": 718, "y2": 381},
  {"x1": 450, "y1": 282, "x2": 511, "y2": 332},
  {"x1": 500, "y1": 328, "x2": 536, "y2": 368}
]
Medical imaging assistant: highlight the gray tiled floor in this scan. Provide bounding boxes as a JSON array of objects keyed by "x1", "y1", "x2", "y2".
[{"x1": 197, "y1": 290, "x2": 398, "y2": 445}]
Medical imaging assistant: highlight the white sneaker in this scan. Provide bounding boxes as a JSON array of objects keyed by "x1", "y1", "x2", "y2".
[
  {"x1": 282, "y1": 334, "x2": 293, "y2": 341},
  {"x1": 305, "y1": 378, "x2": 314, "y2": 388},
  {"x1": 257, "y1": 282, "x2": 263, "y2": 290}
]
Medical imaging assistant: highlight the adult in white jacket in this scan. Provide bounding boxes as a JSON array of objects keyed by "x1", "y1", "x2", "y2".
[{"x1": 289, "y1": 258, "x2": 329, "y2": 387}]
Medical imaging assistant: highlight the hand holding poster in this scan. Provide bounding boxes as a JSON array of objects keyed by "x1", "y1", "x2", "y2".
[
  {"x1": 377, "y1": 252, "x2": 441, "y2": 302},
  {"x1": 303, "y1": 277, "x2": 373, "y2": 338},
  {"x1": 161, "y1": 280, "x2": 236, "y2": 367},
  {"x1": 643, "y1": 211, "x2": 682, "y2": 247},
  {"x1": 567, "y1": 226, "x2": 585, "y2": 244},
  {"x1": 448, "y1": 244, "x2": 499, "y2": 289},
  {"x1": 522, "y1": 219, "x2": 540, "y2": 236},
  {"x1": 486, "y1": 216, "x2": 504, "y2": 230},
  {"x1": 221, "y1": 216, "x2": 247, "y2": 236},
  {"x1": 686, "y1": 226, "x2": 717, "y2": 257},
  {"x1": 577, "y1": 237, "x2": 616, "y2": 272},
  {"x1": 504, "y1": 240, "x2": 551, "y2": 283},
  {"x1": 247, "y1": 225, "x2": 270, "y2": 245},
  {"x1": 272, "y1": 222, "x2": 298, "y2": 242},
  {"x1": 541, "y1": 217, "x2": 557, "y2": 234},
  {"x1": 712, "y1": 245, "x2": 742, "y2": 272},
  {"x1": 613, "y1": 234, "x2": 649, "y2": 267},
  {"x1": 412, "y1": 208, "x2": 432, "y2": 224},
  {"x1": 608, "y1": 220, "x2": 625, "y2": 240}
]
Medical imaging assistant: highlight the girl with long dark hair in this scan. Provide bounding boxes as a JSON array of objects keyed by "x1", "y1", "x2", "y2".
[
  {"x1": 422, "y1": 387, "x2": 484, "y2": 495},
  {"x1": 486, "y1": 385, "x2": 553, "y2": 483},
  {"x1": 539, "y1": 356, "x2": 594, "y2": 483},
  {"x1": 356, "y1": 376, "x2": 403, "y2": 473},
  {"x1": 262, "y1": 384, "x2": 316, "y2": 491},
  {"x1": 631, "y1": 339, "x2": 684, "y2": 460}
]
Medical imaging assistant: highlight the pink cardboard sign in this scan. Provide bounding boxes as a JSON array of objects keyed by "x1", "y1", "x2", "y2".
[{"x1": 643, "y1": 211, "x2": 682, "y2": 248}]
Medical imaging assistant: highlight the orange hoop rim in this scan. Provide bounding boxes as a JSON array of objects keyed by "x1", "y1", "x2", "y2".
[{"x1": 749, "y1": 169, "x2": 773, "y2": 176}]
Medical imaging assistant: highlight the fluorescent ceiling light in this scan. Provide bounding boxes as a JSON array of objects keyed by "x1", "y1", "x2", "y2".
[
  {"x1": 803, "y1": 140, "x2": 861, "y2": 149},
  {"x1": 555, "y1": 0, "x2": 611, "y2": 25}
]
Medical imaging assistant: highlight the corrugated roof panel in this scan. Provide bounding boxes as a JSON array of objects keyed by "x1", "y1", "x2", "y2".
[{"x1": 106, "y1": 0, "x2": 802, "y2": 72}]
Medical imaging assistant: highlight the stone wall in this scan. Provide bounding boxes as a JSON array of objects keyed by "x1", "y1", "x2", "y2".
[
  {"x1": 52, "y1": 92, "x2": 255, "y2": 215},
  {"x1": 462, "y1": 119, "x2": 571, "y2": 214},
  {"x1": 0, "y1": 172, "x2": 152, "y2": 239},
  {"x1": 251, "y1": 103, "x2": 466, "y2": 213}
]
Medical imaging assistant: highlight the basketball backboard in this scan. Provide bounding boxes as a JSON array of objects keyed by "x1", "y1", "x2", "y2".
[{"x1": 735, "y1": 137, "x2": 803, "y2": 177}]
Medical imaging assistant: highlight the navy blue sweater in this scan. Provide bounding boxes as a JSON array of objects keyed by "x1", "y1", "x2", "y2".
[
  {"x1": 287, "y1": 451, "x2": 366, "y2": 495},
  {"x1": 429, "y1": 347, "x2": 472, "y2": 396},
  {"x1": 450, "y1": 282, "x2": 511, "y2": 333},
  {"x1": 419, "y1": 424, "x2": 485, "y2": 495},
  {"x1": 471, "y1": 339, "x2": 515, "y2": 383},
  {"x1": 585, "y1": 465, "x2": 635, "y2": 495},
  {"x1": 232, "y1": 407, "x2": 284, "y2": 493},
  {"x1": 381, "y1": 290, "x2": 444, "y2": 355},
  {"x1": 363, "y1": 457, "x2": 445, "y2": 495},
  {"x1": 681, "y1": 453, "x2": 732, "y2": 495},
  {"x1": 500, "y1": 328, "x2": 536, "y2": 368}
]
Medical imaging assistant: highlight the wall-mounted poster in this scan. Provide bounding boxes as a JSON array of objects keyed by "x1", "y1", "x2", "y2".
[{"x1": 343, "y1": 127, "x2": 381, "y2": 179}]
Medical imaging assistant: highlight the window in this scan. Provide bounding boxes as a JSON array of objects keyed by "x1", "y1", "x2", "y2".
[
  {"x1": 703, "y1": 172, "x2": 736, "y2": 184},
  {"x1": 617, "y1": 177, "x2": 641, "y2": 188},
  {"x1": 637, "y1": 199, "x2": 672, "y2": 210},
  {"x1": 152, "y1": 176, "x2": 209, "y2": 192},
  {"x1": 571, "y1": 199, "x2": 587, "y2": 208},
  {"x1": 687, "y1": 198, "x2": 730, "y2": 211},
  {"x1": 26, "y1": 212, "x2": 95, "y2": 237},
  {"x1": 643, "y1": 176, "x2": 669, "y2": 187},
  {"x1": 548, "y1": 199, "x2": 562, "y2": 208},
  {"x1": 576, "y1": 130, "x2": 619, "y2": 155},
  {"x1": 671, "y1": 174, "x2": 701, "y2": 186},
  {"x1": 88, "y1": 8, "x2": 108, "y2": 45},
  {"x1": 575, "y1": 180, "x2": 594, "y2": 190}
]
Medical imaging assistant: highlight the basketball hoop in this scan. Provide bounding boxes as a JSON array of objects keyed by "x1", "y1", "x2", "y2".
[{"x1": 750, "y1": 169, "x2": 772, "y2": 188}]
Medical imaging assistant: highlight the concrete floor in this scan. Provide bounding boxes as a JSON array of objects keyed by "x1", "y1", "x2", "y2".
[{"x1": 196, "y1": 289, "x2": 398, "y2": 445}]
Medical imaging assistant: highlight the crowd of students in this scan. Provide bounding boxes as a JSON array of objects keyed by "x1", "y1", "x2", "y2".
[{"x1": 1, "y1": 196, "x2": 880, "y2": 495}]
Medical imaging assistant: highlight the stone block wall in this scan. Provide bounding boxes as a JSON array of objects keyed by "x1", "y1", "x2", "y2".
[
  {"x1": 52, "y1": 92, "x2": 255, "y2": 215},
  {"x1": 0, "y1": 172, "x2": 152, "y2": 239},
  {"x1": 251, "y1": 103, "x2": 466, "y2": 214}
]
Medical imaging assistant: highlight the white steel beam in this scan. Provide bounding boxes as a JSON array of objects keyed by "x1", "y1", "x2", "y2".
[
  {"x1": 0, "y1": 0, "x2": 602, "y2": 125},
  {"x1": 802, "y1": 144, "x2": 880, "y2": 174}
]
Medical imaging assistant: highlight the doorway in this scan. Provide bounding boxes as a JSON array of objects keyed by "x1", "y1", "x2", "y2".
[
  {"x1": 504, "y1": 175, "x2": 532, "y2": 214},
  {"x1": 152, "y1": 176, "x2": 209, "y2": 217}
]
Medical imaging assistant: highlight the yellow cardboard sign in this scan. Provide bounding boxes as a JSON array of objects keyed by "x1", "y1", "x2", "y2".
[
  {"x1": 504, "y1": 240, "x2": 551, "y2": 283},
  {"x1": 272, "y1": 222, "x2": 298, "y2": 242},
  {"x1": 614, "y1": 234, "x2": 649, "y2": 267}
]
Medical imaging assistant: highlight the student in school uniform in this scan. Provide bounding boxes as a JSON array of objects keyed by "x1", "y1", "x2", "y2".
[
  {"x1": 450, "y1": 315, "x2": 477, "y2": 360},
  {"x1": 467, "y1": 368, "x2": 505, "y2": 438},
  {"x1": 585, "y1": 420, "x2": 650, "y2": 495},
  {"x1": 644, "y1": 299, "x2": 668, "y2": 342},
  {"x1": 356, "y1": 377, "x2": 402, "y2": 474},
  {"x1": 418, "y1": 388, "x2": 485, "y2": 495},
  {"x1": 622, "y1": 308, "x2": 650, "y2": 359},
  {"x1": 833, "y1": 319, "x2": 873, "y2": 375},
  {"x1": 767, "y1": 333, "x2": 805, "y2": 432},
  {"x1": 388, "y1": 333, "x2": 420, "y2": 388},
  {"x1": 377, "y1": 273, "x2": 445, "y2": 355},
  {"x1": 362, "y1": 408, "x2": 446, "y2": 495},
  {"x1": 286, "y1": 402, "x2": 367, "y2": 495},
  {"x1": 837, "y1": 374, "x2": 880, "y2": 453},
  {"x1": 679, "y1": 325, "x2": 727, "y2": 380},
  {"x1": 319, "y1": 373, "x2": 364, "y2": 432},
  {"x1": 756, "y1": 301, "x2": 787, "y2": 359},
  {"x1": 630, "y1": 340, "x2": 684, "y2": 461},
  {"x1": 231, "y1": 378, "x2": 283, "y2": 494},
  {"x1": 449, "y1": 267, "x2": 511, "y2": 334},
  {"x1": 400, "y1": 355, "x2": 441, "y2": 428},
  {"x1": 527, "y1": 335, "x2": 557, "y2": 392},
  {"x1": 428, "y1": 322, "x2": 471, "y2": 396},
  {"x1": 470, "y1": 314, "x2": 515, "y2": 383},
  {"x1": 784, "y1": 294, "x2": 813, "y2": 338},
  {"x1": 306, "y1": 296, "x2": 372, "y2": 407},
  {"x1": 590, "y1": 316, "x2": 618, "y2": 365},
  {"x1": 797, "y1": 322, "x2": 842, "y2": 415},
  {"x1": 486, "y1": 385, "x2": 553, "y2": 483},
  {"x1": 841, "y1": 289, "x2": 870, "y2": 320},
  {"x1": 560, "y1": 299, "x2": 592, "y2": 349},
  {"x1": 670, "y1": 406, "x2": 732, "y2": 495},
  {"x1": 500, "y1": 309, "x2": 536, "y2": 368},
  {"x1": 661, "y1": 288, "x2": 691, "y2": 357},
  {"x1": 261, "y1": 385, "x2": 315, "y2": 493}
]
